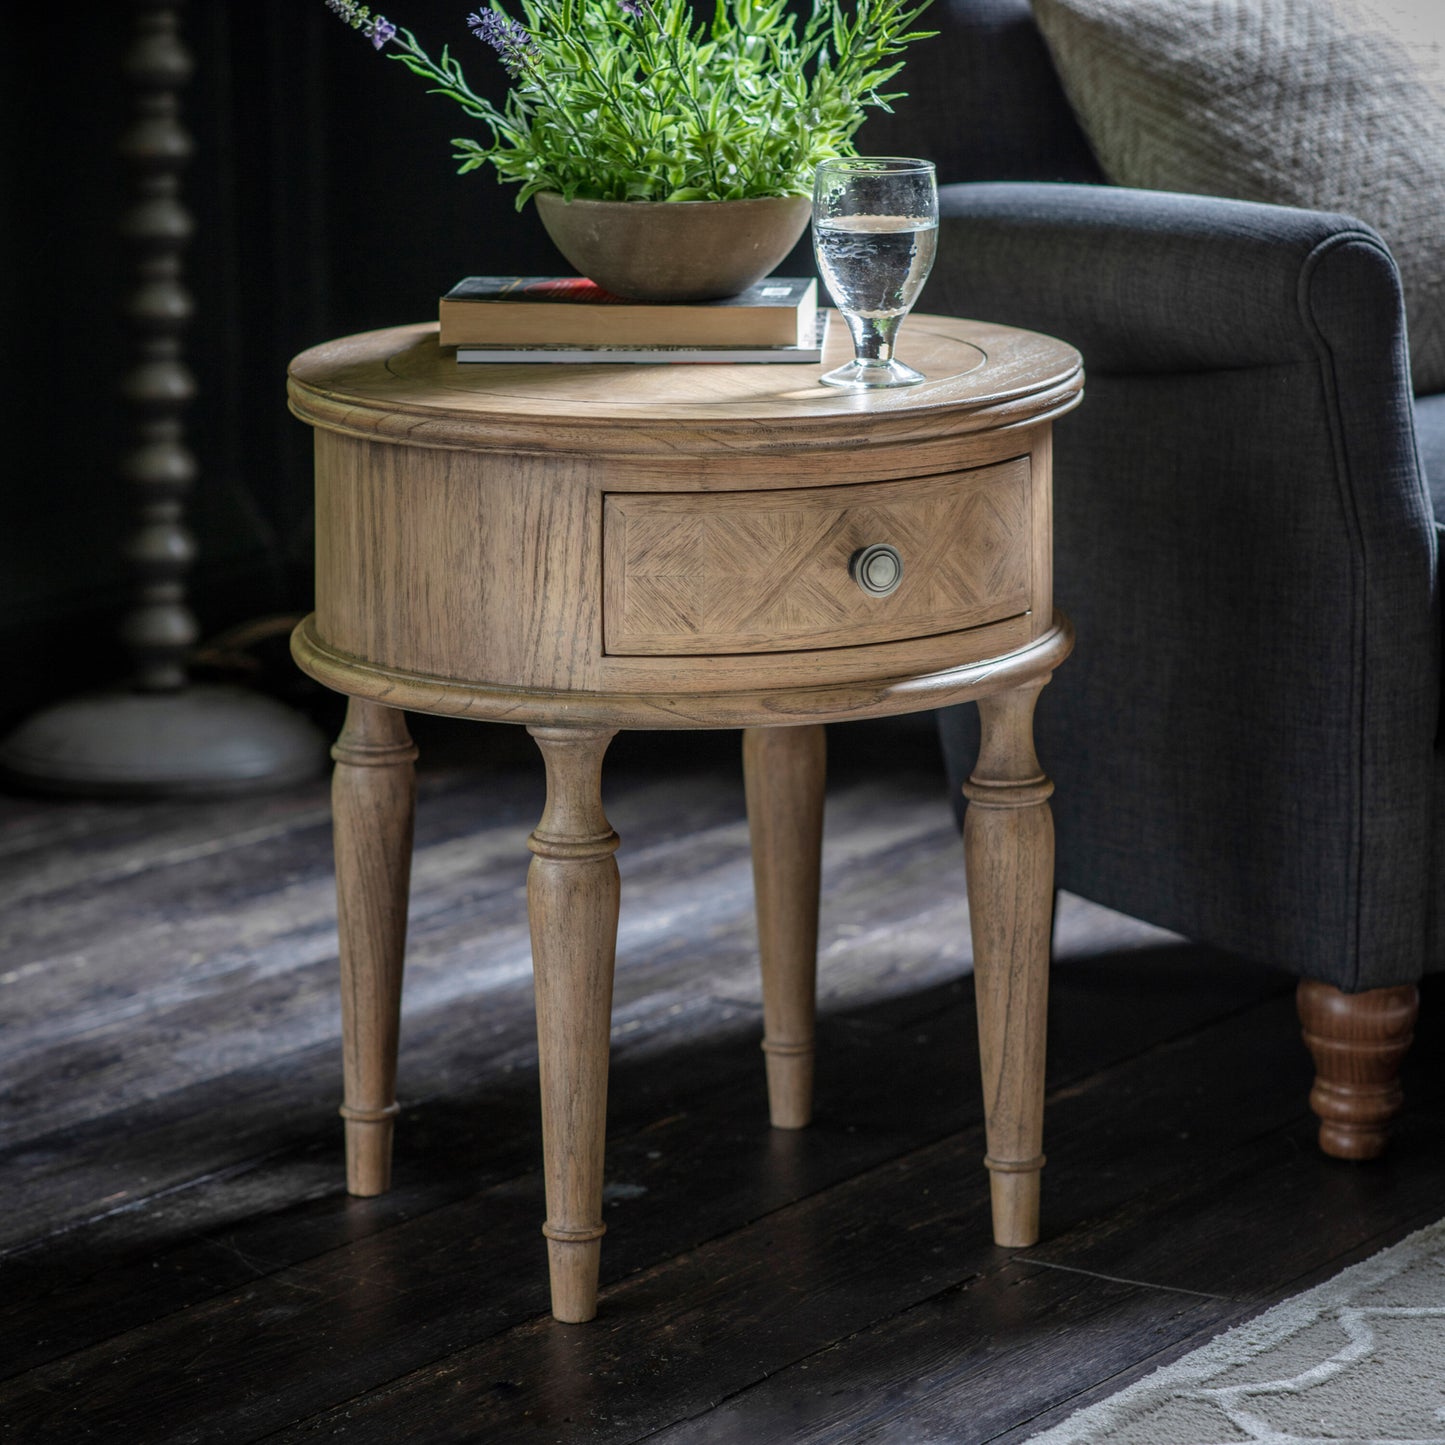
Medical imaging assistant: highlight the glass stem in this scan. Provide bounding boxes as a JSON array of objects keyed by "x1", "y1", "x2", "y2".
[{"x1": 845, "y1": 312, "x2": 902, "y2": 366}]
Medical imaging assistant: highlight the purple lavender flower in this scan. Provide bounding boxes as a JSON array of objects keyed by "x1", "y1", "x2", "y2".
[
  {"x1": 619, "y1": 0, "x2": 643, "y2": 14},
  {"x1": 324, "y1": 0, "x2": 396, "y2": 49},
  {"x1": 468, "y1": 8, "x2": 537, "y2": 76}
]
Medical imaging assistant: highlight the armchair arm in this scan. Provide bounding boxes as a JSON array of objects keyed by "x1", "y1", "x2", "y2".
[
  {"x1": 928, "y1": 183, "x2": 1439, "y2": 990},
  {"x1": 930, "y1": 181, "x2": 1413, "y2": 375}
]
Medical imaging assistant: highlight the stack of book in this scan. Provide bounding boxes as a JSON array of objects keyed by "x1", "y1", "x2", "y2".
[{"x1": 438, "y1": 275, "x2": 825, "y2": 364}]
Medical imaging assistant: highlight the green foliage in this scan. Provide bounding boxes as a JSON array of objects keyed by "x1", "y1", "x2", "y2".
[{"x1": 379, "y1": 0, "x2": 935, "y2": 207}]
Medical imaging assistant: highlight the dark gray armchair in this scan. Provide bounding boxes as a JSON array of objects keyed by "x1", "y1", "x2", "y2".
[{"x1": 863, "y1": 0, "x2": 1442, "y2": 1156}]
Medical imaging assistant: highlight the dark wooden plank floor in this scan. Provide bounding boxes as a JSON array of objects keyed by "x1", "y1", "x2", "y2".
[{"x1": 2, "y1": 711, "x2": 1442, "y2": 1444}]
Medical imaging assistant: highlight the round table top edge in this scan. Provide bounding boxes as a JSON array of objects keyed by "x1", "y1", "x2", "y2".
[
  {"x1": 286, "y1": 316, "x2": 1084, "y2": 451},
  {"x1": 290, "y1": 613, "x2": 1075, "y2": 730}
]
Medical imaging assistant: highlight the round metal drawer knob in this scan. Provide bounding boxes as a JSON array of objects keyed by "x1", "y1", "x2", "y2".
[{"x1": 850, "y1": 543, "x2": 904, "y2": 597}]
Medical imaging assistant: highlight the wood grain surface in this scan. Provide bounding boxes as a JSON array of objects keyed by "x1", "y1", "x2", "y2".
[
  {"x1": 290, "y1": 611, "x2": 1072, "y2": 730},
  {"x1": 1297, "y1": 979, "x2": 1420, "y2": 1160},
  {"x1": 292, "y1": 314, "x2": 1079, "y2": 1322},
  {"x1": 287, "y1": 314, "x2": 1082, "y2": 464},
  {"x1": 526, "y1": 725, "x2": 622, "y2": 1322},
  {"x1": 963, "y1": 679, "x2": 1055, "y2": 1247},
  {"x1": 743, "y1": 724, "x2": 828, "y2": 1129},
  {"x1": 603, "y1": 461, "x2": 1032, "y2": 656},
  {"x1": 3, "y1": 729, "x2": 1442, "y2": 1441},
  {"x1": 331, "y1": 698, "x2": 417, "y2": 1196},
  {"x1": 302, "y1": 377, "x2": 1063, "y2": 702}
]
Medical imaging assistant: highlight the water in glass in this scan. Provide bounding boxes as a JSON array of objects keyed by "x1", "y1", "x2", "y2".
[
  {"x1": 811, "y1": 158, "x2": 938, "y2": 389},
  {"x1": 814, "y1": 214, "x2": 937, "y2": 320}
]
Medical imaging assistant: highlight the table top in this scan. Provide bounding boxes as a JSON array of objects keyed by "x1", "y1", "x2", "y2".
[{"x1": 288, "y1": 313, "x2": 1083, "y2": 461}]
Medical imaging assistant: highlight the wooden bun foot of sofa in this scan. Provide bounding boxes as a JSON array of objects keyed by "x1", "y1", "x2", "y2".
[{"x1": 1297, "y1": 979, "x2": 1419, "y2": 1160}]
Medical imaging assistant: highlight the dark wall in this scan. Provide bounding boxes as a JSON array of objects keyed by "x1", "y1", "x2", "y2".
[{"x1": 1, "y1": 1, "x2": 563, "y2": 726}]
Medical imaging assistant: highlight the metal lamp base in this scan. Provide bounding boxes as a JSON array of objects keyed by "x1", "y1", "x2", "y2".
[{"x1": 0, "y1": 684, "x2": 328, "y2": 799}]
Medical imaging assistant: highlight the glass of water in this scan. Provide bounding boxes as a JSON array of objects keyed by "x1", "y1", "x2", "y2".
[{"x1": 812, "y1": 157, "x2": 938, "y2": 389}]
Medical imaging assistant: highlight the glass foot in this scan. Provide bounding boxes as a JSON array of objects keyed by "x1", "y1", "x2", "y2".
[{"x1": 818, "y1": 357, "x2": 926, "y2": 389}]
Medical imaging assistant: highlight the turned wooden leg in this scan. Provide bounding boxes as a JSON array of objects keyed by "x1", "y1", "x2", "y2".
[
  {"x1": 331, "y1": 697, "x2": 417, "y2": 1197},
  {"x1": 743, "y1": 724, "x2": 827, "y2": 1130},
  {"x1": 1298, "y1": 979, "x2": 1419, "y2": 1160},
  {"x1": 527, "y1": 725, "x2": 621, "y2": 1324},
  {"x1": 962, "y1": 678, "x2": 1054, "y2": 1248}
]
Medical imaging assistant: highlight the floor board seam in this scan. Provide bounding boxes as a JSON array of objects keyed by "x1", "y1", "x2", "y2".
[
  {"x1": 1016, "y1": 1257, "x2": 1237, "y2": 1301},
  {"x1": 241, "y1": 1101, "x2": 1321, "y2": 1440},
  {"x1": 0, "y1": 986, "x2": 1308, "y2": 1277},
  {"x1": 0, "y1": 1149, "x2": 312, "y2": 1262},
  {"x1": 634, "y1": 1270, "x2": 1235, "y2": 1445}
]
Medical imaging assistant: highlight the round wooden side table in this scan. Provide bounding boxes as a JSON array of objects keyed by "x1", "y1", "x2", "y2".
[{"x1": 288, "y1": 314, "x2": 1083, "y2": 1323}]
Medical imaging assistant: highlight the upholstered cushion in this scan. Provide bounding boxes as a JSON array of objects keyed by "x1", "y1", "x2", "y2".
[
  {"x1": 1030, "y1": 0, "x2": 1445, "y2": 396},
  {"x1": 1415, "y1": 392, "x2": 1445, "y2": 512}
]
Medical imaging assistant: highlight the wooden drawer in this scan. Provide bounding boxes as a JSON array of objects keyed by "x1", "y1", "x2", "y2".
[{"x1": 602, "y1": 459, "x2": 1033, "y2": 656}]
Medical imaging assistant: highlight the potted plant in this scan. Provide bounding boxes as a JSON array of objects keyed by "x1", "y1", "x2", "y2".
[{"x1": 323, "y1": 0, "x2": 936, "y2": 299}]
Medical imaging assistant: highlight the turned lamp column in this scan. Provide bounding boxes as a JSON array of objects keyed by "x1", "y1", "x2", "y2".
[
  {"x1": 0, "y1": 0, "x2": 322, "y2": 796},
  {"x1": 120, "y1": 0, "x2": 200, "y2": 690}
]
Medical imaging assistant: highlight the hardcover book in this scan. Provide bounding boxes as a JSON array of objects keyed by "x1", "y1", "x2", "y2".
[
  {"x1": 439, "y1": 275, "x2": 817, "y2": 348},
  {"x1": 455, "y1": 315, "x2": 829, "y2": 365}
]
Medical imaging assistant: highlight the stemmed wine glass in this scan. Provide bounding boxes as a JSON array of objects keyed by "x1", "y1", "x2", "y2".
[{"x1": 812, "y1": 157, "x2": 938, "y2": 389}]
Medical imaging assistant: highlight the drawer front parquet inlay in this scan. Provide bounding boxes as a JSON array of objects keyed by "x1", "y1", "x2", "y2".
[{"x1": 603, "y1": 460, "x2": 1032, "y2": 655}]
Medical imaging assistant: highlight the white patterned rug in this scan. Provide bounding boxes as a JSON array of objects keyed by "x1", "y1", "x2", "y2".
[{"x1": 1028, "y1": 1218, "x2": 1445, "y2": 1444}]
